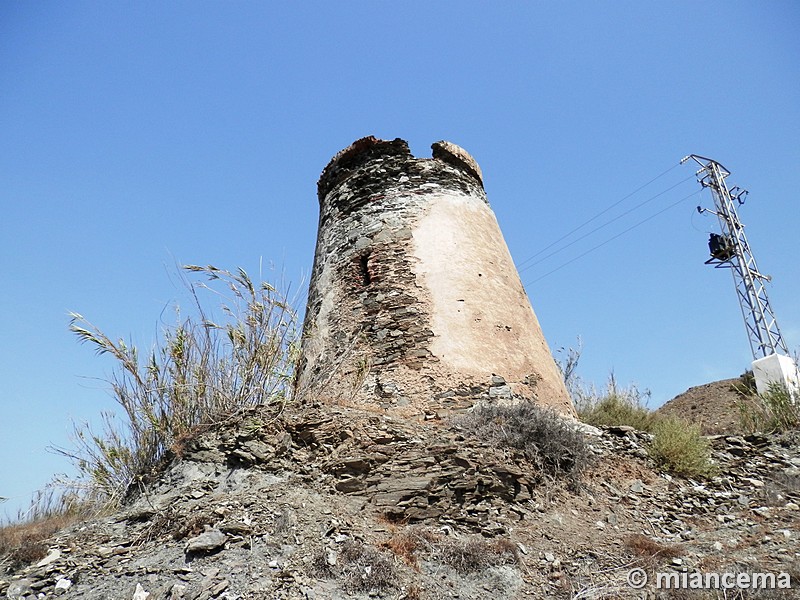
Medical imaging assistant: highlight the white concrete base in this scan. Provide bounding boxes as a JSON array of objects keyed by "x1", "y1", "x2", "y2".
[{"x1": 752, "y1": 353, "x2": 800, "y2": 397}]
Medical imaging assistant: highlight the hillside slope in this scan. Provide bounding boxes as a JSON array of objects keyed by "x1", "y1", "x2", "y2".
[
  {"x1": 2, "y1": 401, "x2": 798, "y2": 599},
  {"x1": 657, "y1": 378, "x2": 751, "y2": 436}
]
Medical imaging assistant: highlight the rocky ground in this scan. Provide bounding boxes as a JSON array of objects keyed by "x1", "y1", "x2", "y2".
[{"x1": 2, "y1": 395, "x2": 799, "y2": 599}]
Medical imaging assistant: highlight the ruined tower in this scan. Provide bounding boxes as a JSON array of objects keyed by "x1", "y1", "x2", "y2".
[{"x1": 296, "y1": 136, "x2": 574, "y2": 418}]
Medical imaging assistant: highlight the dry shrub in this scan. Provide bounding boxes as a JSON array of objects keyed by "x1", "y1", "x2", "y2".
[
  {"x1": 310, "y1": 540, "x2": 396, "y2": 593},
  {"x1": 457, "y1": 402, "x2": 591, "y2": 490},
  {"x1": 382, "y1": 528, "x2": 438, "y2": 567},
  {"x1": 624, "y1": 533, "x2": 682, "y2": 562},
  {"x1": 340, "y1": 540, "x2": 396, "y2": 592},
  {"x1": 384, "y1": 527, "x2": 519, "y2": 575},
  {"x1": 438, "y1": 537, "x2": 519, "y2": 574}
]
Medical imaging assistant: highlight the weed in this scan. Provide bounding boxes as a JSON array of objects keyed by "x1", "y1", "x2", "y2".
[
  {"x1": 575, "y1": 374, "x2": 655, "y2": 432},
  {"x1": 58, "y1": 266, "x2": 299, "y2": 508},
  {"x1": 457, "y1": 402, "x2": 591, "y2": 490},
  {"x1": 739, "y1": 383, "x2": 800, "y2": 434},
  {"x1": 649, "y1": 417, "x2": 717, "y2": 479}
]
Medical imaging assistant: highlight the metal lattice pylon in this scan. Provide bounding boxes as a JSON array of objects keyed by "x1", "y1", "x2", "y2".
[{"x1": 683, "y1": 154, "x2": 789, "y2": 360}]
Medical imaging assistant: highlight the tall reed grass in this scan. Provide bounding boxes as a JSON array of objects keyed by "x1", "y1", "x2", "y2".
[{"x1": 58, "y1": 265, "x2": 299, "y2": 506}]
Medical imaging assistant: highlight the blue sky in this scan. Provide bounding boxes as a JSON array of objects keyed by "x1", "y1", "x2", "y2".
[{"x1": 2, "y1": 2, "x2": 798, "y2": 517}]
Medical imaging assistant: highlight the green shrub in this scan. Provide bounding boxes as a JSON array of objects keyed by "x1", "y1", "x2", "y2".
[
  {"x1": 649, "y1": 417, "x2": 716, "y2": 479},
  {"x1": 457, "y1": 402, "x2": 591, "y2": 490},
  {"x1": 739, "y1": 382, "x2": 800, "y2": 434},
  {"x1": 579, "y1": 393, "x2": 657, "y2": 432},
  {"x1": 59, "y1": 265, "x2": 299, "y2": 507},
  {"x1": 576, "y1": 376, "x2": 655, "y2": 432}
]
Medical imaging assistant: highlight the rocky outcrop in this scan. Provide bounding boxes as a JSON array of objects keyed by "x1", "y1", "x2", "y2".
[{"x1": 3, "y1": 404, "x2": 798, "y2": 599}]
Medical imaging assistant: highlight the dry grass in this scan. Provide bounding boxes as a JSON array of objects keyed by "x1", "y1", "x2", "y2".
[
  {"x1": 624, "y1": 533, "x2": 683, "y2": 563},
  {"x1": 382, "y1": 527, "x2": 519, "y2": 575},
  {"x1": 57, "y1": 265, "x2": 299, "y2": 508},
  {"x1": 310, "y1": 539, "x2": 397, "y2": 593},
  {"x1": 0, "y1": 488, "x2": 94, "y2": 571}
]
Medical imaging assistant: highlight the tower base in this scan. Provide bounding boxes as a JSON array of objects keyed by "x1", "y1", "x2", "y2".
[{"x1": 752, "y1": 353, "x2": 799, "y2": 398}]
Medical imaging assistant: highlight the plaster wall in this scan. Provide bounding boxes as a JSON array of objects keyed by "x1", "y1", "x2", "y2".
[{"x1": 295, "y1": 137, "x2": 574, "y2": 418}]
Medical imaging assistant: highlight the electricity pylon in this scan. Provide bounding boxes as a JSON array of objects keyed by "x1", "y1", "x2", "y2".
[{"x1": 682, "y1": 154, "x2": 789, "y2": 360}]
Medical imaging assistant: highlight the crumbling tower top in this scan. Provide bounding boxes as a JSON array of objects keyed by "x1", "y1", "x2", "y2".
[{"x1": 297, "y1": 136, "x2": 575, "y2": 418}]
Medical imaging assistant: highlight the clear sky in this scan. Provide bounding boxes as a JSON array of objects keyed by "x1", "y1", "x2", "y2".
[{"x1": 2, "y1": 2, "x2": 798, "y2": 518}]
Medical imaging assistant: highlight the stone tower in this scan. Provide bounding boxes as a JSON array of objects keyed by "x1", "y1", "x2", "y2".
[{"x1": 296, "y1": 136, "x2": 574, "y2": 418}]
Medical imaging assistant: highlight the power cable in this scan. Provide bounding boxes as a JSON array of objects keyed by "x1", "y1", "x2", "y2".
[
  {"x1": 518, "y1": 174, "x2": 696, "y2": 273},
  {"x1": 524, "y1": 188, "x2": 703, "y2": 285},
  {"x1": 517, "y1": 162, "x2": 684, "y2": 271}
]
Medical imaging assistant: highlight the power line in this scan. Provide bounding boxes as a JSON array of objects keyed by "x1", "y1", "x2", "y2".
[
  {"x1": 524, "y1": 188, "x2": 702, "y2": 285},
  {"x1": 517, "y1": 162, "x2": 684, "y2": 271},
  {"x1": 519, "y1": 174, "x2": 695, "y2": 273}
]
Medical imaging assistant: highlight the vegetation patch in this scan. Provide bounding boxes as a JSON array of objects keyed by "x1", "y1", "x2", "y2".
[
  {"x1": 383, "y1": 527, "x2": 519, "y2": 575},
  {"x1": 574, "y1": 376, "x2": 656, "y2": 432},
  {"x1": 0, "y1": 489, "x2": 93, "y2": 572},
  {"x1": 456, "y1": 402, "x2": 591, "y2": 490},
  {"x1": 59, "y1": 266, "x2": 299, "y2": 508},
  {"x1": 739, "y1": 383, "x2": 800, "y2": 434},
  {"x1": 568, "y1": 372, "x2": 717, "y2": 479},
  {"x1": 310, "y1": 540, "x2": 397, "y2": 593},
  {"x1": 649, "y1": 417, "x2": 717, "y2": 479}
]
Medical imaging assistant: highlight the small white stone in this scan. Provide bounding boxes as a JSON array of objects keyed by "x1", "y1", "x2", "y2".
[
  {"x1": 35, "y1": 548, "x2": 61, "y2": 567},
  {"x1": 132, "y1": 583, "x2": 150, "y2": 600},
  {"x1": 55, "y1": 578, "x2": 72, "y2": 591}
]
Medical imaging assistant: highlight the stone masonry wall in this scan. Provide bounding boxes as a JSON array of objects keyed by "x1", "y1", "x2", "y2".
[{"x1": 296, "y1": 137, "x2": 574, "y2": 418}]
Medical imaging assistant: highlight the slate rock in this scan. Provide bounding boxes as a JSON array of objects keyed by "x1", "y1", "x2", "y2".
[{"x1": 185, "y1": 528, "x2": 227, "y2": 554}]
